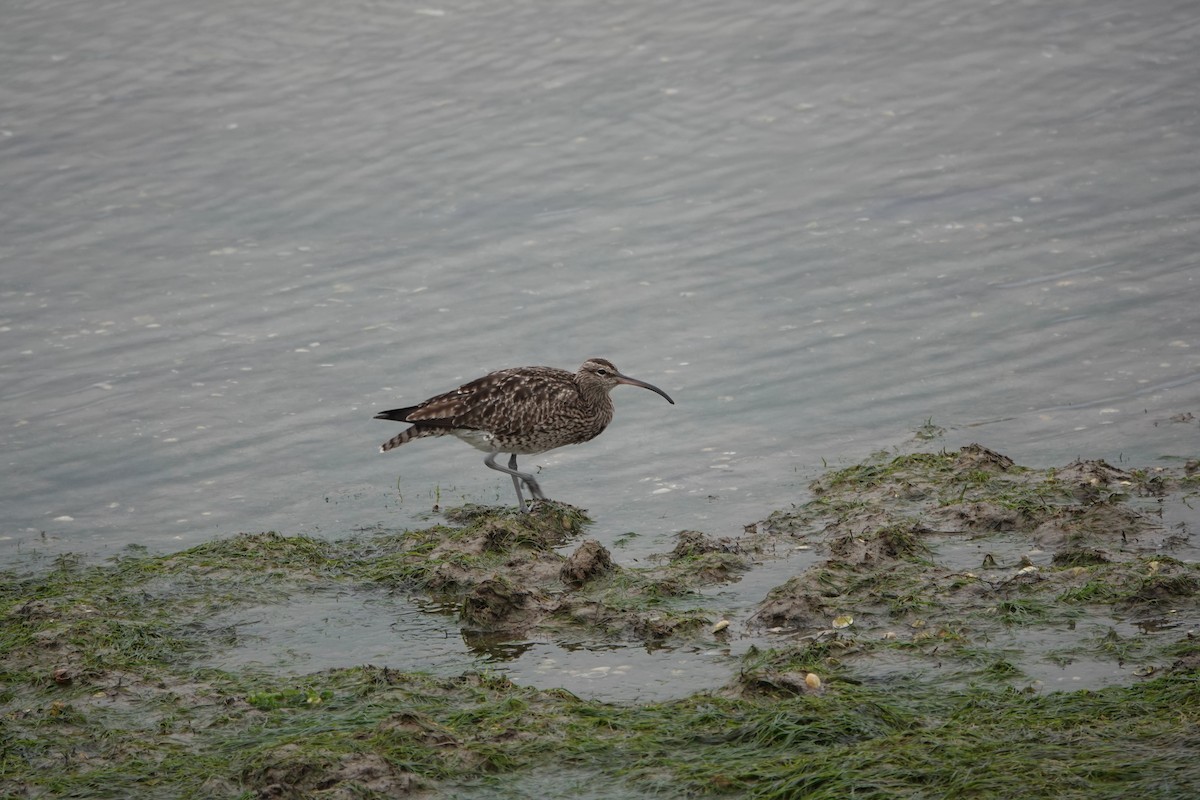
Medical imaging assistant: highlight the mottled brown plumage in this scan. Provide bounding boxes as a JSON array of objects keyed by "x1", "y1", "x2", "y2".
[{"x1": 375, "y1": 358, "x2": 675, "y2": 509}]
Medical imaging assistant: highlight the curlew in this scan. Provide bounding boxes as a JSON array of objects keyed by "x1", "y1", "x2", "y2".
[{"x1": 374, "y1": 358, "x2": 675, "y2": 510}]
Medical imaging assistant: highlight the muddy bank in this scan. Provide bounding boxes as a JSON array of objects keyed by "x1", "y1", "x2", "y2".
[
  {"x1": 2, "y1": 445, "x2": 1198, "y2": 798},
  {"x1": 739, "y1": 445, "x2": 1200, "y2": 691}
]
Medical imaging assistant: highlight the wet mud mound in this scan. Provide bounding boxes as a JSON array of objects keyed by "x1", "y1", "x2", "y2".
[{"x1": 357, "y1": 502, "x2": 757, "y2": 645}]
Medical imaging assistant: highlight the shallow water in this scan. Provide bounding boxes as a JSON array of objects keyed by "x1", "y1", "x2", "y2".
[
  {"x1": 3, "y1": 0, "x2": 1198, "y2": 698},
  {"x1": 207, "y1": 587, "x2": 741, "y2": 704}
]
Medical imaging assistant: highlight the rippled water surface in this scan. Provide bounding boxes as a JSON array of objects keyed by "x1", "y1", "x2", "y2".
[{"x1": 3, "y1": 0, "x2": 1198, "y2": 697}]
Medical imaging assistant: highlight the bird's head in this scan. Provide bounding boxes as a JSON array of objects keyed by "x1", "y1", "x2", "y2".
[{"x1": 578, "y1": 358, "x2": 675, "y2": 404}]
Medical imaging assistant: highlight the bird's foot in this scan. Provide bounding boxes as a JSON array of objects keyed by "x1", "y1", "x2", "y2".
[
  {"x1": 517, "y1": 496, "x2": 553, "y2": 514},
  {"x1": 523, "y1": 477, "x2": 548, "y2": 502}
]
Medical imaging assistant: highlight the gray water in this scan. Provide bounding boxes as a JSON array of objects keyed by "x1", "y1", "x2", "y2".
[{"x1": 3, "y1": 0, "x2": 1198, "y2": 699}]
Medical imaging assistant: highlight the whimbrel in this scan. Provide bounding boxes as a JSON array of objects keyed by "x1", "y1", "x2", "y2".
[{"x1": 374, "y1": 358, "x2": 675, "y2": 510}]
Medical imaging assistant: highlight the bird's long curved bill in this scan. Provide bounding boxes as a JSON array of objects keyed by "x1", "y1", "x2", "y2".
[{"x1": 613, "y1": 372, "x2": 675, "y2": 404}]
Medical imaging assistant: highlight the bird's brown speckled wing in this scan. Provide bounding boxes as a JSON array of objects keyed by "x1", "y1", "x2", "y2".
[{"x1": 403, "y1": 366, "x2": 578, "y2": 437}]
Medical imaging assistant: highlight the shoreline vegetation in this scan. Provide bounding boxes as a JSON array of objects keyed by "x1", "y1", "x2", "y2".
[{"x1": 3, "y1": 445, "x2": 1198, "y2": 798}]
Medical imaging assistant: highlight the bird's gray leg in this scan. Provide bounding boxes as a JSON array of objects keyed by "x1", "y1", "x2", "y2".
[
  {"x1": 484, "y1": 452, "x2": 545, "y2": 510},
  {"x1": 509, "y1": 454, "x2": 547, "y2": 502},
  {"x1": 507, "y1": 457, "x2": 527, "y2": 510},
  {"x1": 483, "y1": 451, "x2": 525, "y2": 508}
]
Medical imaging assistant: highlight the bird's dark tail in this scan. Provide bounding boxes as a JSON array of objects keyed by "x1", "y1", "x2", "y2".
[
  {"x1": 374, "y1": 405, "x2": 420, "y2": 422},
  {"x1": 375, "y1": 405, "x2": 440, "y2": 452}
]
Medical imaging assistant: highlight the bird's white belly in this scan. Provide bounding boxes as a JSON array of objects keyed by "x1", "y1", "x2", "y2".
[
  {"x1": 450, "y1": 427, "x2": 559, "y2": 455},
  {"x1": 452, "y1": 428, "x2": 501, "y2": 453}
]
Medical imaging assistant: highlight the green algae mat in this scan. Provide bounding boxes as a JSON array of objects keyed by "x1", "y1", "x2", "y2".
[{"x1": 3, "y1": 446, "x2": 1198, "y2": 798}]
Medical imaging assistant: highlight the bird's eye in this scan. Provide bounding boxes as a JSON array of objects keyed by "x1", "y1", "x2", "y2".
[{"x1": 596, "y1": 368, "x2": 608, "y2": 376}]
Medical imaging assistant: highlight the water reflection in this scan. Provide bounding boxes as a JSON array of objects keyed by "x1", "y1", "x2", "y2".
[
  {"x1": 461, "y1": 632, "x2": 538, "y2": 661},
  {"x1": 1135, "y1": 616, "x2": 1184, "y2": 635}
]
